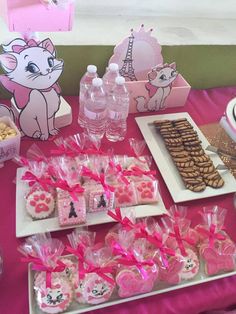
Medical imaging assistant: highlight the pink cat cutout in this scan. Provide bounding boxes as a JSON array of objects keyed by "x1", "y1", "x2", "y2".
[
  {"x1": 0, "y1": 38, "x2": 64, "y2": 140},
  {"x1": 116, "y1": 267, "x2": 157, "y2": 298},
  {"x1": 136, "y1": 63, "x2": 178, "y2": 112},
  {"x1": 202, "y1": 241, "x2": 236, "y2": 276}
]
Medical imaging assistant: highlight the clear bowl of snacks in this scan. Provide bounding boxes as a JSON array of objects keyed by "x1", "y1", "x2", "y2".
[{"x1": 0, "y1": 116, "x2": 21, "y2": 164}]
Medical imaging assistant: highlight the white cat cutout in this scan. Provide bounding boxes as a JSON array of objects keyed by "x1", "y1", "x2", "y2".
[
  {"x1": 0, "y1": 38, "x2": 64, "y2": 140},
  {"x1": 136, "y1": 63, "x2": 178, "y2": 112}
]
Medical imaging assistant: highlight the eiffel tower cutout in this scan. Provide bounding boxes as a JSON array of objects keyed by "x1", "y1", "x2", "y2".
[{"x1": 119, "y1": 31, "x2": 137, "y2": 81}]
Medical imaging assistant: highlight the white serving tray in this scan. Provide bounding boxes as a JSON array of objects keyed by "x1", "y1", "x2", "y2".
[
  {"x1": 28, "y1": 258, "x2": 236, "y2": 314},
  {"x1": 16, "y1": 167, "x2": 167, "y2": 238},
  {"x1": 136, "y1": 112, "x2": 236, "y2": 203}
]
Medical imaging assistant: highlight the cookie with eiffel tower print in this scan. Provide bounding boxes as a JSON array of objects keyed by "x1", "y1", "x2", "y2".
[{"x1": 88, "y1": 189, "x2": 114, "y2": 213}]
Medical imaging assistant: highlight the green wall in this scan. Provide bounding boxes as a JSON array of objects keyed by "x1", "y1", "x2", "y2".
[{"x1": 1, "y1": 45, "x2": 236, "y2": 98}]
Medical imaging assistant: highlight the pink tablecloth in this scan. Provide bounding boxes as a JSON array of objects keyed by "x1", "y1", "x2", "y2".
[{"x1": 0, "y1": 86, "x2": 236, "y2": 314}]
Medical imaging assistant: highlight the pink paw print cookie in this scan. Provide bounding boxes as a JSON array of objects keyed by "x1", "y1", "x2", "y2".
[
  {"x1": 57, "y1": 189, "x2": 86, "y2": 226},
  {"x1": 88, "y1": 189, "x2": 114, "y2": 213},
  {"x1": 135, "y1": 180, "x2": 159, "y2": 204},
  {"x1": 82, "y1": 273, "x2": 115, "y2": 305},
  {"x1": 26, "y1": 190, "x2": 55, "y2": 219},
  {"x1": 114, "y1": 183, "x2": 138, "y2": 207},
  {"x1": 179, "y1": 248, "x2": 200, "y2": 280}
]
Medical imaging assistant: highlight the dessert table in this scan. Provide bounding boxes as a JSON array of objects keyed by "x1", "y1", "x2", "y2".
[{"x1": 0, "y1": 86, "x2": 236, "y2": 314}]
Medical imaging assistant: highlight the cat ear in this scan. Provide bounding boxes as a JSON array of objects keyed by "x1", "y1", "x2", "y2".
[
  {"x1": 39, "y1": 38, "x2": 56, "y2": 57},
  {"x1": 0, "y1": 53, "x2": 17, "y2": 73},
  {"x1": 169, "y1": 62, "x2": 176, "y2": 70}
]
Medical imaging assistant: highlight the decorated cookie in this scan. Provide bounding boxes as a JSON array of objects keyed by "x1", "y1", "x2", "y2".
[
  {"x1": 34, "y1": 273, "x2": 73, "y2": 314},
  {"x1": 88, "y1": 189, "x2": 114, "y2": 213},
  {"x1": 157, "y1": 256, "x2": 184, "y2": 285},
  {"x1": 60, "y1": 258, "x2": 77, "y2": 281},
  {"x1": 57, "y1": 189, "x2": 86, "y2": 226},
  {"x1": 26, "y1": 189, "x2": 55, "y2": 219},
  {"x1": 114, "y1": 183, "x2": 138, "y2": 208},
  {"x1": 116, "y1": 267, "x2": 157, "y2": 298},
  {"x1": 105, "y1": 231, "x2": 119, "y2": 247},
  {"x1": 179, "y1": 248, "x2": 200, "y2": 280},
  {"x1": 72, "y1": 273, "x2": 86, "y2": 304},
  {"x1": 82, "y1": 273, "x2": 115, "y2": 305},
  {"x1": 135, "y1": 180, "x2": 159, "y2": 204}
]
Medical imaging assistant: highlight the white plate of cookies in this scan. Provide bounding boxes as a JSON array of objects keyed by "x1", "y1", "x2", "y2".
[{"x1": 136, "y1": 112, "x2": 236, "y2": 203}]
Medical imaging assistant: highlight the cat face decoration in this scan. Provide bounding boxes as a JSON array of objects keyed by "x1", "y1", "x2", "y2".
[{"x1": 0, "y1": 38, "x2": 64, "y2": 140}]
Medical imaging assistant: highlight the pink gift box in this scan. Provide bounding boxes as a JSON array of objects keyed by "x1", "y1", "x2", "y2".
[
  {"x1": 126, "y1": 74, "x2": 191, "y2": 113},
  {"x1": 0, "y1": 0, "x2": 75, "y2": 32}
]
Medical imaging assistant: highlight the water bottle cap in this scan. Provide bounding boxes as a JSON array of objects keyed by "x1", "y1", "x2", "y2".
[
  {"x1": 92, "y1": 77, "x2": 103, "y2": 87},
  {"x1": 108, "y1": 63, "x2": 119, "y2": 72},
  {"x1": 87, "y1": 65, "x2": 97, "y2": 73},
  {"x1": 115, "y1": 76, "x2": 125, "y2": 85}
]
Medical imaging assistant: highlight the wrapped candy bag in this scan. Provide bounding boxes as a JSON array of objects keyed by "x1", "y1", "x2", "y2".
[
  {"x1": 67, "y1": 228, "x2": 96, "y2": 303},
  {"x1": 81, "y1": 165, "x2": 115, "y2": 212},
  {"x1": 49, "y1": 159, "x2": 86, "y2": 226},
  {"x1": 106, "y1": 207, "x2": 136, "y2": 246},
  {"x1": 196, "y1": 206, "x2": 236, "y2": 276},
  {"x1": 21, "y1": 161, "x2": 56, "y2": 220},
  {"x1": 112, "y1": 235, "x2": 157, "y2": 298},
  {"x1": 134, "y1": 218, "x2": 183, "y2": 285},
  {"x1": 51, "y1": 136, "x2": 75, "y2": 157},
  {"x1": 79, "y1": 246, "x2": 116, "y2": 305},
  {"x1": 162, "y1": 215, "x2": 200, "y2": 281},
  {"x1": 19, "y1": 234, "x2": 73, "y2": 314}
]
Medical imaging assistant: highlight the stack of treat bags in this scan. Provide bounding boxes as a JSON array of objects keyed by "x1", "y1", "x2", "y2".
[
  {"x1": 16, "y1": 134, "x2": 160, "y2": 227},
  {"x1": 19, "y1": 206, "x2": 236, "y2": 313}
]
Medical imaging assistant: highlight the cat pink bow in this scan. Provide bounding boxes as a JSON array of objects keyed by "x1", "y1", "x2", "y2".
[{"x1": 12, "y1": 39, "x2": 38, "y2": 54}]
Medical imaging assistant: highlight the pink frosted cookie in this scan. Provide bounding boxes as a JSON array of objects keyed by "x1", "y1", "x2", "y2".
[
  {"x1": 88, "y1": 189, "x2": 114, "y2": 213},
  {"x1": 114, "y1": 183, "x2": 138, "y2": 208},
  {"x1": 135, "y1": 180, "x2": 159, "y2": 204},
  {"x1": 82, "y1": 273, "x2": 115, "y2": 305},
  {"x1": 201, "y1": 240, "x2": 236, "y2": 276},
  {"x1": 116, "y1": 266, "x2": 157, "y2": 298},
  {"x1": 26, "y1": 190, "x2": 55, "y2": 219},
  {"x1": 34, "y1": 272, "x2": 73, "y2": 314},
  {"x1": 157, "y1": 256, "x2": 184, "y2": 285},
  {"x1": 179, "y1": 248, "x2": 200, "y2": 280},
  {"x1": 60, "y1": 258, "x2": 77, "y2": 281},
  {"x1": 57, "y1": 189, "x2": 86, "y2": 226}
]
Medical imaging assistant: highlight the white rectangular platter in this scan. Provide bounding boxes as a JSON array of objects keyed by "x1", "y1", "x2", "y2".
[
  {"x1": 136, "y1": 112, "x2": 236, "y2": 203},
  {"x1": 16, "y1": 167, "x2": 167, "y2": 238},
  {"x1": 28, "y1": 260, "x2": 236, "y2": 314}
]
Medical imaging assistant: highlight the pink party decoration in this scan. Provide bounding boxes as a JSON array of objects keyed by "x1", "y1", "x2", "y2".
[
  {"x1": 109, "y1": 24, "x2": 190, "y2": 113},
  {"x1": 0, "y1": 0, "x2": 75, "y2": 33},
  {"x1": 0, "y1": 38, "x2": 64, "y2": 140},
  {"x1": 109, "y1": 24, "x2": 163, "y2": 82}
]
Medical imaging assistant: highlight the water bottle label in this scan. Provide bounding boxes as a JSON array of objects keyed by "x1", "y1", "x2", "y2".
[
  {"x1": 109, "y1": 110, "x2": 127, "y2": 120},
  {"x1": 84, "y1": 107, "x2": 106, "y2": 120}
]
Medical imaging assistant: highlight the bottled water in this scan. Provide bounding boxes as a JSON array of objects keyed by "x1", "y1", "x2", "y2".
[
  {"x1": 84, "y1": 78, "x2": 107, "y2": 140},
  {"x1": 78, "y1": 65, "x2": 97, "y2": 127},
  {"x1": 103, "y1": 63, "x2": 119, "y2": 97},
  {"x1": 106, "y1": 76, "x2": 129, "y2": 142}
]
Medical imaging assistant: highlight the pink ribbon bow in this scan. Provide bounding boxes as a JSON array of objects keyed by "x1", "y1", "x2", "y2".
[
  {"x1": 21, "y1": 171, "x2": 51, "y2": 191},
  {"x1": 79, "y1": 263, "x2": 115, "y2": 285},
  {"x1": 197, "y1": 224, "x2": 226, "y2": 248},
  {"x1": 169, "y1": 224, "x2": 195, "y2": 257},
  {"x1": 112, "y1": 242, "x2": 154, "y2": 280},
  {"x1": 50, "y1": 145, "x2": 75, "y2": 157},
  {"x1": 108, "y1": 161, "x2": 130, "y2": 185},
  {"x1": 107, "y1": 207, "x2": 134, "y2": 230},
  {"x1": 82, "y1": 166, "x2": 115, "y2": 198},
  {"x1": 123, "y1": 166, "x2": 156, "y2": 179},
  {"x1": 12, "y1": 39, "x2": 38, "y2": 54},
  {"x1": 54, "y1": 180, "x2": 84, "y2": 201},
  {"x1": 66, "y1": 244, "x2": 86, "y2": 280}
]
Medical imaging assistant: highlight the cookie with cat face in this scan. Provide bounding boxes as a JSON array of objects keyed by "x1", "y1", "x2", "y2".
[{"x1": 179, "y1": 249, "x2": 200, "y2": 280}]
